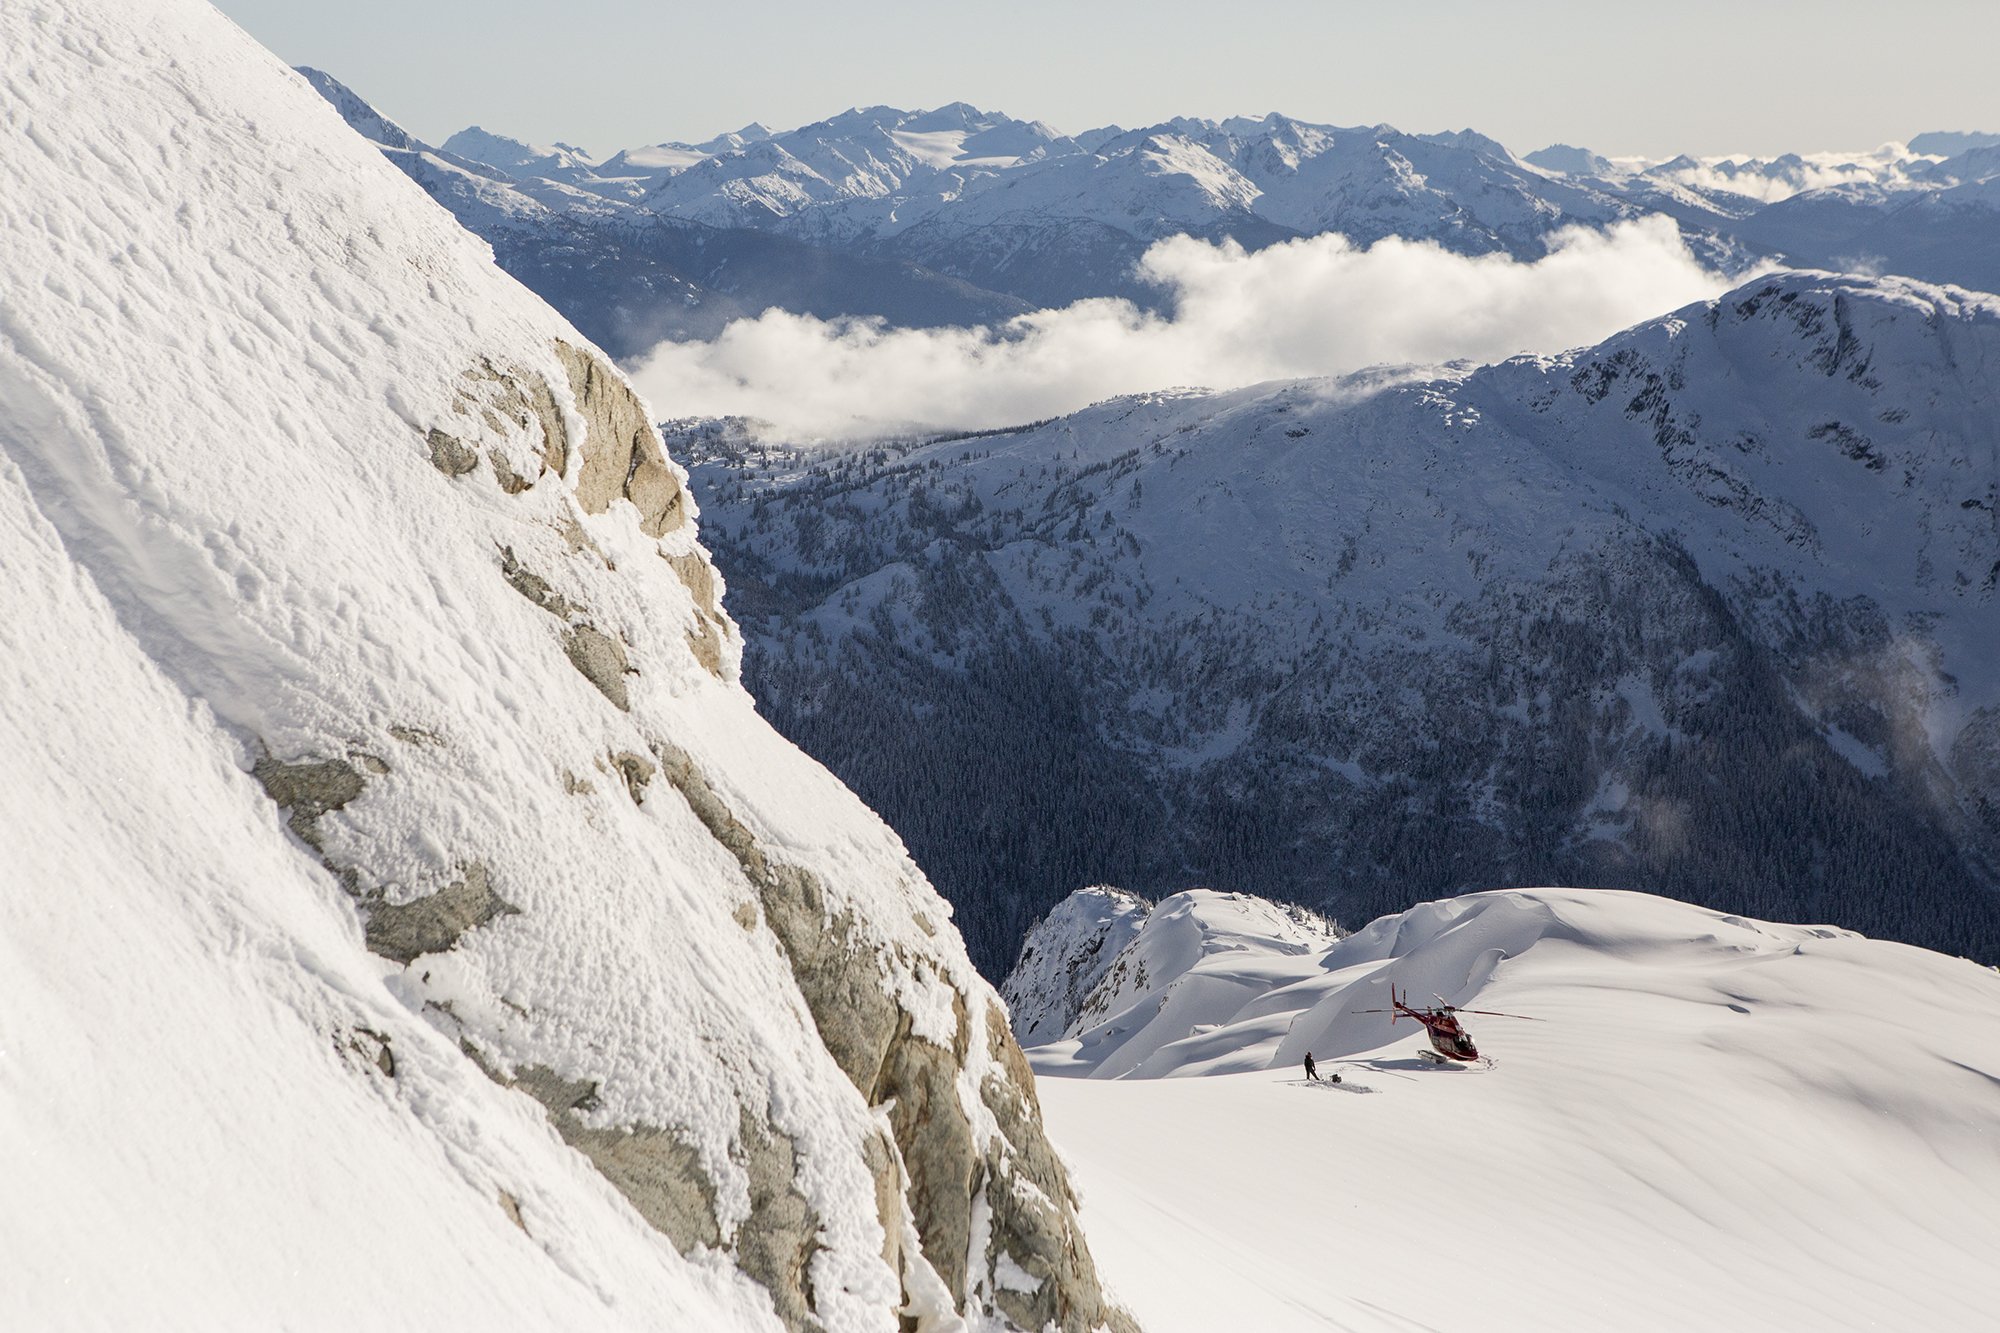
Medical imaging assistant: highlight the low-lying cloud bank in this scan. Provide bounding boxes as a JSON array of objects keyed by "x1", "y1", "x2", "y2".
[{"x1": 632, "y1": 217, "x2": 1747, "y2": 439}]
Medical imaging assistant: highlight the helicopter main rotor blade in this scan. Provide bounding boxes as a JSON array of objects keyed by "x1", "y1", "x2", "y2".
[{"x1": 1455, "y1": 1009, "x2": 1545, "y2": 1021}]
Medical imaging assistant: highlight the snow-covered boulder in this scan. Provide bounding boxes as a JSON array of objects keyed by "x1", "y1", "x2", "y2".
[{"x1": 0, "y1": 4, "x2": 1128, "y2": 1330}]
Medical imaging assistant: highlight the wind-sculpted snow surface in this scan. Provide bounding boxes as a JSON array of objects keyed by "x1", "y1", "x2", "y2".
[
  {"x1": 0, "y1": 5, "x2": 1127, "y2": 1330},
  {"x1": 689, "y1": 272, "x2": 2000, "y2": 974},
  {"x1": 1019, "y1": 887, "x2": 2000, "y2": 1331}
]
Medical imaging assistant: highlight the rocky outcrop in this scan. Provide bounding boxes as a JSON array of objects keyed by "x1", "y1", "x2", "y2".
[
  {"x1": 654, "y1": 740, "x2": 1134, "y2": 1332},
  {"x1": 555, "y1": 339, "x2": 686, "y2": 537},
  {"x1": 364, "y1": 862, "x2": 519, "y2": 965},
  {"x1": 1001, "y1": 887, "x2": 1153, "y2": 1045}
]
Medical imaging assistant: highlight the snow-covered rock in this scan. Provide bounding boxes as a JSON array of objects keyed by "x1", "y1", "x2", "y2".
[
  {"x1": 999, "y1": 887, "x2": 1153, "y2": 1045},
  {"x1": 1018, "y1": 890, "x2": 1344, "y2": 1077},
  {"x1": 1022, "y1": 885, "x2": 2000, "y2": 1330},
  {"x1": 0, "y1": 5, "x2": 1127, "y2": 1330}
]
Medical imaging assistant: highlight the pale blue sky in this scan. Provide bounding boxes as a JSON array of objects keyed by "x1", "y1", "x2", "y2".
[{"x1": 214, "y1": 0, "x2": 1999, "y2": 160}]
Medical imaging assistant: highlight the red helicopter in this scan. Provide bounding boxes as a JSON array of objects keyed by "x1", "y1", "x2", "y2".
[{"x1": 1354, "y1": 985, "x2": 1542, "y2": 1064}]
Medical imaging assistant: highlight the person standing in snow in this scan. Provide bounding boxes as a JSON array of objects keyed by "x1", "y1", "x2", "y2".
[{"x1": 1304, "y1": 1052, "x2": 1320, "y2": 1082}]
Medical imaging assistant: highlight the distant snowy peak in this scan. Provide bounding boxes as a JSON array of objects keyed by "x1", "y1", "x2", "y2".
[
  {"x1": 1000, "y1": 887, "x2": 1153, "y2": 1045},
  {"x1": 1909, "y1": 129, "x2": 2000, "y2": 158},
  {"x1": 441, "y1": 126, "x2": 598, "y2": 180},
  {"x1": 300, "y1": 74, "x2": 639, "y2": 229},
  {"x1": 405, "y1": 98, "x2": 1650, "y2": 261},
  {"x1": 1525, "y1": 143, "x2": 1615, "y2": 177},
  {"x1": 633, "y1": 102, "x2": 1078, "y2": 235}
]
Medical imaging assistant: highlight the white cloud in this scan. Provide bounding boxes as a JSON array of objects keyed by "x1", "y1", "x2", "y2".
[{"x1": 631, "y1": 217, "x2": 1748, "y2": 439}]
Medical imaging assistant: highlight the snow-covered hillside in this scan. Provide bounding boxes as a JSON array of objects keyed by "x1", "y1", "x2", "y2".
[
  {"x1": 1013, "y1": 886, "x2": 2000, "y2": 1332},
  {"x1": 687, "y1": 270, "x2": 2000, "y2": 975},
  {"x1": 0, "y1": 5, "x2": 1125, "y2": 1330},
  {"x1": 1022, "y1": 891, "x2": 1343, "y2": 1077}
]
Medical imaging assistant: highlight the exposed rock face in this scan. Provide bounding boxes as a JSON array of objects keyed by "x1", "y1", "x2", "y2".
[
  {"x1": 498, "y1": 1060, "x2": 723, "y2": 1255},
  {"x1": 562, "y1": 623, "x2": 633, "y2": 710},
  {"x1": 556, "y1": 339, "x2": 686, "y2": 537},
  {"x1": 654, "y1": 740, "x2": 1134, "y2": 1331},
  {"x1": 251, "y1": 755, "x2": 366, "y2": 851},
  {"x1": 364, "y1": 862, "x2": 519, "y2": 965}
]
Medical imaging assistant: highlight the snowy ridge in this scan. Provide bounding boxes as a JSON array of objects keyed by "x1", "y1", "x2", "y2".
[
  {"x1": 999, "y1": 886, "x2": 1153, "y2": 1045},
  {"x1": 342, "y1": 83, "x2": 2000, "y2": 358},
  {"x1": 1026, "y1": 891, "x2": 1344, "y2": 1077},
  {"x1": 1016, "y1": 885, "x2": 2000, "y2": 1330},
  {"x1": 0, "y1": 5, "x2": 1124, "y2": 1330}
]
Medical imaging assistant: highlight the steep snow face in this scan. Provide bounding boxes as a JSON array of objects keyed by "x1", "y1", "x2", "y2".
[
  {"x1": 1022, "y1": 886, "x2": 2000, "y2": 1331},
  {"x1": 999, "y1": 887, "x2": 1153, "y2": 1045},
  {"x1": 0, "y1": 5, "x2": 1125, "y2": 1331},
  {"x1": 688, "y1": 271, "x2": 2000, "y2": 973}
]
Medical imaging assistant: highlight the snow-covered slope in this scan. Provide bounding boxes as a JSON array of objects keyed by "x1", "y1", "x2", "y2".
[
  {"x1": 688, "y1": 270, "x2": 2000, "y2": 974},
  {"x1": 998, "y1": 887, "x2": 1154, "y2": 1045},
  {"x1": 1015, "y1": 885, "x2": 2000, "y2": 1331},
  {"x1": 0, "y1": 5, "x2": 1125, "y2": 1330}
]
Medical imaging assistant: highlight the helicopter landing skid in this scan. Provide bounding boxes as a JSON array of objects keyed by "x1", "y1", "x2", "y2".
[{"x1": 1416, "y1": 1050, "x2": 1496, "y2": 1070}]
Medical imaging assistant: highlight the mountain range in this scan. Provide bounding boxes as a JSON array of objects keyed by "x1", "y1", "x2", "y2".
[
  {"x1": 682, "y1": 271, "x2": 2000, "y2": 976},
  {"x1": 310, "y1": 79, "x2": 2000, "y2": 355}
]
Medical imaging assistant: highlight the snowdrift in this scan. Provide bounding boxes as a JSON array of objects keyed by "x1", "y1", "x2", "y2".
[
  {"x1": 1014, "y1": 886, "x2": 2000, "y2": 1331},
  {"x1": 0, "y1": 4, "x2": 1123, "y2": 1330}
]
